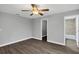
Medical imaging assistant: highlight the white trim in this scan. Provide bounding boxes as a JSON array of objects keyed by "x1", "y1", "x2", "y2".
[
  {"x1": 0, "y1": 37, "x2": 33, "y2": 47},
  {"x1": 76, "y1": 16, "x2": 78, "y2": 47},
  {"x1": 47, "y1": 40, "x2": 65, "y2": 46},
  {"x1": 41, "y1": 19, "x2": 48, "y2": 40},
  {"x1": 64, "y1": 16, "x2": 76, "y2": 20},
  {"x1": 41, "y1": 19, "x2": 42, "y2": 40},
  {"x1": 0, "y1": 36, "x2": 65, "y2": 47},
  {"x1": 64, "y1": 17, "x2": 66, "y2": 45},
  {"x1": 33, "y1": 37, "x2": 65, "y2": 46},
  {"x1": 64, "y1": 15, "x2": 79, "y2": 20}
]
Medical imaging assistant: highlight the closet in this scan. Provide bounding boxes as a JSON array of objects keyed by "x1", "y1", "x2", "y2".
[
  {"x1": 42, "y1": 20, "x2": 47, "y2": 41},
  {"x1": 64, "y1": 15, "x2": 79, "y2": 47}
]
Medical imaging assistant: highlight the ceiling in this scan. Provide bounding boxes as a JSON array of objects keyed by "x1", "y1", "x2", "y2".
[{"x1": 0, "y1": 4, "x2": 79, "y2": 18}]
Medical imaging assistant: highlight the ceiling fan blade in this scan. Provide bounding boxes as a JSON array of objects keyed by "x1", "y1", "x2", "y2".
[
  {"x1": 21, "y1": 10, "x2": 30, "y2": 11},
  {"x1": 31, "y1": 4, "x2": 37, "y2": 8},
  {"x1": 39, "y1": 13, "x2": 43, "y2": 16},
  {"x1": 40, "y1": 9, "x2": 49, "y2": 11}
]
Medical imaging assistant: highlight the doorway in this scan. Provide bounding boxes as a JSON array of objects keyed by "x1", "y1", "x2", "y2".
[
  {"x1": 42, "y1": 20, "x2": 47, "y2": 42},
  {"x1": 64, "y1": 15, "x2": 79, "y2": 51}
]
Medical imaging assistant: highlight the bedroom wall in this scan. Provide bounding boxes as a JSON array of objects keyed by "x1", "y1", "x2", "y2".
[
  {"x1": 0, "y1": 9, "x2": 79, "y2": 46},
  {"x1": 32, "y1": 19, "x2": 42, "y2": 40},
  {"x1": 0, "y1": 12, "x2": 32, "y2": 46},
  {"x1": 33, "y1": 9, "x2": 79, "y2": 45}
]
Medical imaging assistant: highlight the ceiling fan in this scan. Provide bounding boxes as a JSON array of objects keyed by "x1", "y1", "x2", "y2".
[{"x1": 21, "y1": 4, "x2": 49, "y2": 16}]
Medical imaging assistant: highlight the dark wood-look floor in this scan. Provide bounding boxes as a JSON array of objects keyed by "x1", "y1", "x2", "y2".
[{"x1": 0, "y1": 38, "x2": 79, "y2": 54}]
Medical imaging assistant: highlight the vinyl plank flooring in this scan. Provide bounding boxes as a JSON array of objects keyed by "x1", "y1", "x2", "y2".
[{"x1": 0, "y1": 38, "x2": 79, "y2": 54}]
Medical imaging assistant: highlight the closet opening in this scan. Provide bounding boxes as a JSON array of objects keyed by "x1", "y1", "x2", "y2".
[{"x1": 42, "y1": 20, "x2": 47, "y2": 42}]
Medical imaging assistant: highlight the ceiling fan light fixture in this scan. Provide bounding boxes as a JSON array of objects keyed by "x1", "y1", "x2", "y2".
[
  {"x1": 32, "y1": 11, "x2": 38, "y2": 14},
  {"x1": 21, "y1": 4, "x2": 49, "y2": 16}
]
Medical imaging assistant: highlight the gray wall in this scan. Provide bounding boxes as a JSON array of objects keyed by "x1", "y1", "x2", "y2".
[
  {"x1": 32, "y1": 19, "x2": 42, "y2": 39},
  {"x1": 47, "y1": 9, "x2": 79, "y2": 45},
  {"x1": 0, "y1": 12, "x2": 32, "y2": 45},
  {"x1": 0, "y1": 9, "x2": 79, "y2": 46},
  {"x1": 33, "y1": 9, "x2": 79, "y2": 45}
]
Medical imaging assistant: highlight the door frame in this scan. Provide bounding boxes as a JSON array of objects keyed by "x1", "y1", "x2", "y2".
[
  {"x1": 64, "y1": 15, "x2": 79, "y2": 47},
  {"x1": 41, "y1": 19, "x2": 48, "y2": 40}
]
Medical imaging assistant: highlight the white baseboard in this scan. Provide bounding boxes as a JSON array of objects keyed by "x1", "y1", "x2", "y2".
[
  {"x1": 47, "y1": 40, "x2": 65, "y2": 46},
  {"x1": 0, "y1": 37, "x2": 33, "y2": 47},
  {"x1": 33, "y1": 37, "x2": 65, "y2": 46},
  {"x1": 0, "y1": 37, "x2": 65, "y2": 47}
]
